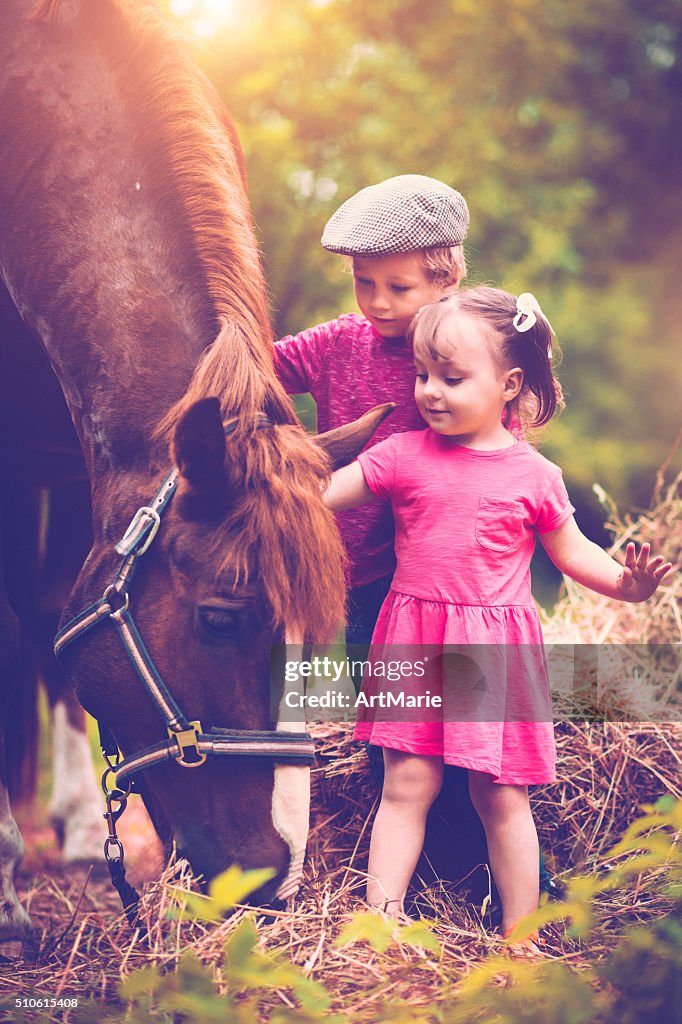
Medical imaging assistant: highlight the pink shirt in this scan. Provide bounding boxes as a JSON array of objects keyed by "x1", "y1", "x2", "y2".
[
  {"x1": 274, "y1": 314, "x2": 425, "y2": 587},
  {"x1": 358, "y1": 431, "x2": 574, "y2": 607}
]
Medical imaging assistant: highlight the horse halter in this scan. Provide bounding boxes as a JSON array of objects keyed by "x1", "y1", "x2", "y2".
[{"x1": 54, "y1": 416, "x2": 315, "y2": 924}]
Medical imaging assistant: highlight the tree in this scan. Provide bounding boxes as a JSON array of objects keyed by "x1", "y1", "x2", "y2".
[{"x1": 165, "y1": 0, "x2": 682, "y2": 504}]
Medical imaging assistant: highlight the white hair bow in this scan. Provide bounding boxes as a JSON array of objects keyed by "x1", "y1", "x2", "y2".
[{"x1": 513, "y1": 292, "x2": 555, "y2": 336}]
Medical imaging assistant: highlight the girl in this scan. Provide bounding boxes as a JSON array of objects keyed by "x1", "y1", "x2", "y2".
[{"x1": 324, "y1": 287, "x2": 672, "y2": 950}]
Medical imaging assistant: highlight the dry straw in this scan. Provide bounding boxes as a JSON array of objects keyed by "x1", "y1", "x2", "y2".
[{"x1": 3, "y1": 468, "x2": 680, "y2": 1014}]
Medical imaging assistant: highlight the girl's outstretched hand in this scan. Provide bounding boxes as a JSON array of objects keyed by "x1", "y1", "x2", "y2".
[{"x1": 617, "y1": 542, "x2": 673, "y2": 601}]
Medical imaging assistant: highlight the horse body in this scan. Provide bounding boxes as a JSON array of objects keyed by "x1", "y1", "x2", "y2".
[{"x1": 0, "y1": 0, "x2": 357, "y2": 944}]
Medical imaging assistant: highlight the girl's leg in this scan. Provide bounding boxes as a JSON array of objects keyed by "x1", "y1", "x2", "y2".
[
  {"x1": 367, "y1": 749, "x2": 443, "y2": 915},
  {"x1": 468, "y1": 771, "x2": 539, "y2": 934}
]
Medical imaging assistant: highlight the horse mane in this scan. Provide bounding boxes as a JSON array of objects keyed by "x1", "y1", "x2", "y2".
[
  {"x1": 30, "y1": 0, "x2": 61, "y2": 20},
  {"x1": 32, "y1": 0, "x2": 294, "y2": 431},
  {"x1": 31, "y1": 0, "x2": 346, "y2": 640},
  {"x1": 208, "y1": 422, "x2": 346, "y2": 639}
]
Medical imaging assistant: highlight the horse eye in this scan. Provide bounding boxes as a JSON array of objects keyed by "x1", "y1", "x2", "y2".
[{"x1": 197, "y1": 606, "x2": 243, "y2": 639}]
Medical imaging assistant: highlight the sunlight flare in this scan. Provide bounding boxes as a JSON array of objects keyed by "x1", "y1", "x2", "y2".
[{"x1": 170, "y1": 0, "x2": 241, "y2": 37}]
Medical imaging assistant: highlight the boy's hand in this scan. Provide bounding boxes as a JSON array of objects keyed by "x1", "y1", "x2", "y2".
[{"x1": 617, "y1": 542, "x2": 673, "y2": 601}]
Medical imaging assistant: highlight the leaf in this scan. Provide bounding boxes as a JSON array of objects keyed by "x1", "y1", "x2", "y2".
[
  {"x1": 503, "y1": 899, "x2": 575, "y2": 941},
  {"x1": 168, "y1": 865, "x2": 277, "y2": 923},
  {"x1": 271, "y1": 1011, "x2": 348, "y2": 1024},
  {"x1": 652, "y1": 794, "x2": 676, "y2": 814},
  {"x1": 334, "y1": 912, "x2": 396, "y2": 952},
  {"x1": 223, "y1": 918, "x2": 331, "y2": 1011},
  {"x1": 287, "y1": 971, "x2": 332, "y2": 1013},
  {"x1": 209, "y1": 864, "x2": 277, "y2": 910},
  {"x1": 175, "y1": 950, "x2": 217, "y2": 997},
  {"x1": 119, "y1": 963, "x2": 163, "y2": 999},
  {"x1": 395, "y1": 920, "x2": 441, "y2": 954},
  {"x1": 566, "y1": 901, "x2": 595, "y2": 939},
  {"x1": 170, "y1": 888, "x2": 221, "y2": 922},
  {"x1": 608, "y1": 832, "x2": 677, "y2": 862},
  {"x1": 223, "y1": 915, "x2": 260, "y2": 972}
]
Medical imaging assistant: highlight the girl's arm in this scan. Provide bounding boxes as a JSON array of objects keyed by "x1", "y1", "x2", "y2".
[
  {"x1": 540, "y1": 516, "x2": 672, "y2": 602},
  {"x1": 324, "y1": 461, "x2": 376, "y2": 512}
]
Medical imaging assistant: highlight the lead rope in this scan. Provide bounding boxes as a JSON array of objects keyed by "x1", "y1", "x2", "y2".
[{"x1": 99, "y1": 722, "x2": 144, "y2": 931}]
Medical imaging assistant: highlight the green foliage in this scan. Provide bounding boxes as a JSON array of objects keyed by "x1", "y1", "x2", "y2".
[
  {"x1": 601, "y1": 915, "x2": 682, "y2": 1024},
  {"x1": 222, "y1": 917, "x2": 332, "y2": 1016},
  {"x1": 5, "y1": 796, "x2": 676, "y2": 1024},
  {"x1": 170, "y1": 864, "x2": 277, "y2": 921},
  {"x1": 505, "y1": 795, "x2": 682, "y2": 941},
  {"x1": 335, "y1": 910, "x2": 441, "y2": 953},
  {"x1": 444, "y1": 958, "x2": 600, "y2": 1024},
  {"x1": 448, "y1": 794, "x2": 682, "y2": 1024},
  {"x1": 101, "y1": 916, "x2": 336, "y2": 1024},
  {"x1": 161, "y1": 0, "x2": 682, "y2": 508}
]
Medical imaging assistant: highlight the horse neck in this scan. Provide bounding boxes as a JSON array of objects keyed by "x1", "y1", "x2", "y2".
[
  {"x1": 7, "y1": 216, "x2": 213, "y2": 482},
  {"x1": 0, "y1": 0, "x2": 264, "y2": 484}
]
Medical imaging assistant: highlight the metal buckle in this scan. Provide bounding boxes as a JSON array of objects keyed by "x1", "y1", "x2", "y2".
[
  {"x1": 170, "y1": 721, "x2": 206, "y2": 768},
  {"x1": 115, "y1": 506, "x2": 161, "y2": 557}
]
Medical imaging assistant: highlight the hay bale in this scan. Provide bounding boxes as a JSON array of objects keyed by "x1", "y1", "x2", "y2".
[{"x1": 543, "y1": 467, "x2": 681, "y2": 648}]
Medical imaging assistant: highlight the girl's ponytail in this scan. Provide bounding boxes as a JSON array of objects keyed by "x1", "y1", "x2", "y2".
[{"x1": 509, "y1": 294, "x2": 559, "y2": 427}]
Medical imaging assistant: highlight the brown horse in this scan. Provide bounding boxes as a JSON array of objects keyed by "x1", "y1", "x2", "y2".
[
  {"x1": 0, "y1": 0, "x2": 386, "y2": 949},
  {"x1": 1, "y1": 276, "x2": 105, "y2": 876}
]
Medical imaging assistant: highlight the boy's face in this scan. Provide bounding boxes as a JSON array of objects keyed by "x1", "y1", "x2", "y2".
[{"x1": 352, "y1": 252, "x2": 448, "y2": 339}]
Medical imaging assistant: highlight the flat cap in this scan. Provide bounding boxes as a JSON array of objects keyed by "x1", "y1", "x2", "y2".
[{"x1": 321, "y1": 174, "x2": 469, "y2": 257}]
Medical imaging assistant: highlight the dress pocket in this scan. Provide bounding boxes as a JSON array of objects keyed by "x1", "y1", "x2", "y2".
[{"x1": 475, "y1": 497, "x2": 525, "y2": 553}]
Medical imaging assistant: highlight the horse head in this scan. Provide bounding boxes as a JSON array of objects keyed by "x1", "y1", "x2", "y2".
[{"x1": 58, "y1": 396, "x2": 392, "y2": 901}]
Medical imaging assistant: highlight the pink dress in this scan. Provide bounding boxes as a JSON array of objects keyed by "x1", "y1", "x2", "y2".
[{"x1": 353, "y1": 430, "x2": 574, "y2": 785}]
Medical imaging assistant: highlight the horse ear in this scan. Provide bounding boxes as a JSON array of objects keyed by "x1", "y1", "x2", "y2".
[
  {"x1": 315, "y1": 403, "x2": 395, "y2": 470},
  {"x1": 172, "y1": 397, "x2": 226, "y2": 489}
]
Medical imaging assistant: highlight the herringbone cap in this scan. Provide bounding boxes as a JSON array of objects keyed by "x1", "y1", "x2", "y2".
[{"x1": 322, "y1": 174, "x2": 469, "y2": 256}]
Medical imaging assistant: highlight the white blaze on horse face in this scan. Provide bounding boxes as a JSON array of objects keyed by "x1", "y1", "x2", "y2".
[
  {"x1": 271, "y1": 636, "x2": 310, "y2": 902},
  {"x1": 48, "y1": 702, "x2": 105, "y2": 862}
]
